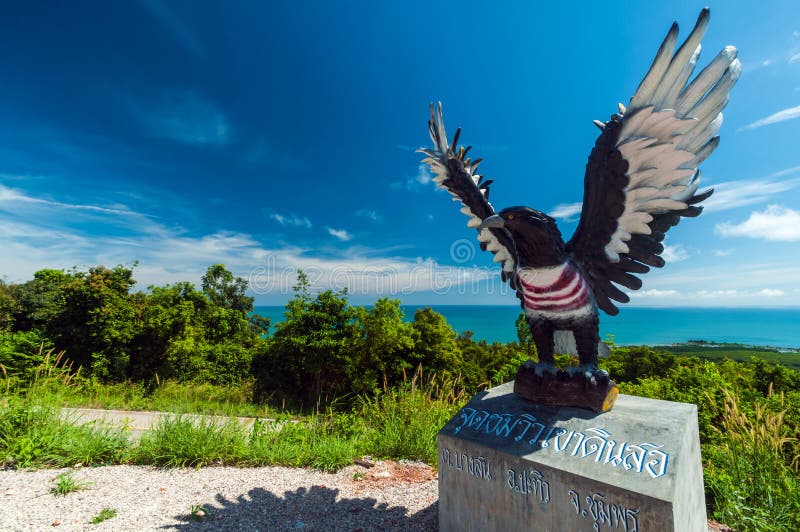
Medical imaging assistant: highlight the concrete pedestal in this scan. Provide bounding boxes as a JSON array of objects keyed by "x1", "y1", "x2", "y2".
[{"x1": 438, "y1": 382, "x2": 707, "y2": 531}]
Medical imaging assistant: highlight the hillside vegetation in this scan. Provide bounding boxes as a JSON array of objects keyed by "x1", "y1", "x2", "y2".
[
  {"x1": 1, "y1": 264, "x2": 799, "y2": 530},
  {"x1": 656, "y1": 341, "x2": 800, "y2": 370}
]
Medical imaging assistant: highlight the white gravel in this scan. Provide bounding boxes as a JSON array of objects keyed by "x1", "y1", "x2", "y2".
[{"x1": 0, "y1": 463, "x2": 438, "y2": 531}]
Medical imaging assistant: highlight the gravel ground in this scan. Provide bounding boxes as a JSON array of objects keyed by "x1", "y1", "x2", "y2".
[{"x1": 0, "y1": 462, "x2": 438, "y2": 531}]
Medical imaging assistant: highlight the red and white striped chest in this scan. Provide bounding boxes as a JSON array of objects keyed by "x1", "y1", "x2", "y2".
[{"x1": 517, "y1": 263, "x2": 593, "y2": 320}]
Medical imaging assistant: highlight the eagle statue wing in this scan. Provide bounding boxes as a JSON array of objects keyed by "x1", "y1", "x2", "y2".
[
  {"x1": 419, "y1": 103, "x2": 517, "y2": 281},
  {"x1": 567, "y1": 8, "x2": 740, "y2": 316}
]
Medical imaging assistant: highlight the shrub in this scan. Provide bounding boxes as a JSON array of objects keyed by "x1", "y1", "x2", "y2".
[
  {"x1": 0, "y1": 330, "x2": 54, "y2": 378},
  {"x1": 353, "y1": 369, "x2": 465, "y2": 465},
  {"x1": 705, "y1": 390, "x2": 800, "y2": 530},
  {"x1": 134, "y1": 416, "x2": 249, "y2": 467},
  {"x1": 0, "y1": 399, "x2": 129, "y2": 467}
]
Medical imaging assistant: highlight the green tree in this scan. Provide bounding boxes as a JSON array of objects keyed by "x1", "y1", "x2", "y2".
[
  {"x1": 82, "y1": 266, "x2": 139, "y2": 380},
  {"x1": 602, "y1": 345, "x2": 677, "y2": 384},
  {"x1": 10, "y1": 266, "x2": 138, "y2": 380},
  {"x1": 130, "y1": 282, "x2": 205, "y2": 381},
  {"x1": 0, "y1": 279, "x2": 17, "y2": 331},
  {"x1": 0, "y1": 329, "x2": 54, "y2": 377},
  {"x1": 515, "y1": 311, "x2": 536, "y2": 360},
  {"x1": 201, "y1": 264, "x2": 253, "y2": 312},
  {"x1": 750, "y1": 357, "x2": 800, "y2": 395},
  {"x1": 349, "y1": 298, "x2": 418, "y2": 394},
  {"x1": 255, "y1": 272, "x2": 359, "y2": 407},
  {"x1": 130, "y1": 277, "x2": 262, "y2": 385},
  {"x1": 454, "y1": 331, "x2": 528, "y2": 391},
  {"x1": 410, "y1": 307, "x2": 463, "y2": 375},
  {"x1": 8, "y1": 269, "x2": 72, "y2": 332}
]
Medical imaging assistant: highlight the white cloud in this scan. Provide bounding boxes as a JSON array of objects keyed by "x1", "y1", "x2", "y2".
[
  {"x1": 695, "y1": 288, "x2": 789, "y2": 299},
  {"x1": 626, "y1": 287, "x2": 791, "y2": 303},
  {"x1": 326, "y1": 227, "x2": 353, "y2": 241},
  {"x1": 133, "y1": 91, "x2": 229, "y2": 145},
  {"x1": 627, "y1": 289, "x2": 680, "y2": 298},
  {"x1": 641, "y1": 262, "x2": 800, "y2": 293},
  {"x1": 759, "y1": 288, "x2": 785, "y2": 297},
  {"x1": 355, "y1": 209, "x2": 382, "y2": 222},
  {"x1": 716, "y1": 205, "x2": 800, "y2": 241},
  {"x1": 613, "y1": 257, "x2": 800, "y2": 308},
  {"x1": 713, "y1": 249, "x2": 733, "y2": 257},
  {"x1": 268, "y1": 212, "x2": 312, "y2": 228},
  {"x1": 391, "y1": 164, "x2": 434, "y2": 191},
  {"x1": 548, "y1": 202, "x2": 582, "y2": 222},
  {"x1": 661, "y1": 244, "x2": 689, "y2": 263},
  {"x1": 416, "y1": 164, "x2": 432, "y2": 185},
  {"x1": 739, "y1": 105, "x2": 800, "y2": 131},
  {"x1": 0, "y1": 183, "x2": 146, "y2": 217},
  {"x1": 790, "y1": 52, "x2": 800, "y2": 64},
  {"x1": 703, "y1": 167, "x2": 800, "y2": 212},
  {"x1": 696, "y1": 289, "x2": 738, "y2": 298},
  {"x1": 4, "y1": 181, "x2": 798, "y2": 308},
  {"x1": 0, "y1": 182, "x2": 506, "y2": 302}
]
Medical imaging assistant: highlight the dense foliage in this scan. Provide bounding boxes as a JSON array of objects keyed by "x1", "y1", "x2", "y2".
[
  {"x1": 2, "y1": 264, "x2": 799, "y2": 529},
  {"x1": 1, "y1": 265, "x2": 267, "y2": 385},
  {"x1": 1, "y1": 266, "x2": 519, "y2": 406},
  {"x1": 252, "y1": 271, "x2": 513, "y2": 408}
]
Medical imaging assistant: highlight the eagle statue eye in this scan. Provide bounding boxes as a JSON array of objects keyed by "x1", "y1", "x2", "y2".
[{"x1": 506, "y1": 214, "x2": 514, "y2": 220}]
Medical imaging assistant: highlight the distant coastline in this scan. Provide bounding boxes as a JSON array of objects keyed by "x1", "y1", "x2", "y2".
[
  {"x1": 653, "y1": 339, "x2": 800, "y2": 354},
  {"x1": 254, "y1": 305, "x2": 800, "y2": 350}
]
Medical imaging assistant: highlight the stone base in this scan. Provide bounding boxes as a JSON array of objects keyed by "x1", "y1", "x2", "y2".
[{"x1": 438, "y1": 382, "x2": 707, "y2": 531}]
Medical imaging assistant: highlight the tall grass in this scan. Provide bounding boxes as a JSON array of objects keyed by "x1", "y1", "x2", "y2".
[
  {"x1": 113, "y1": 367, "x2": 464, "y2": 472},
  {"x1": 2, "y1": 356, "x2": 466, "y2": 471},
  {"x1": 134, "y1": 416, "x2": 249, "y2": 468},
  {"x1": 705, "y1": 388, "x2": 800, "y2": 530},
  {"x1": 0, "y1": 349, "x2": 128, "y2": 468},
  {"x1": 42, "y1": 378, "x2": 271, "y2": 418},
  {"x1": 352, "y1": 368, "x2": 466, "y2": 465},
  {"x1": 248, "y1": 418, "x2": 357, "y2": 471},
  {"x1": 2, "y1": 346, "x2": 268, "y2": 418}
]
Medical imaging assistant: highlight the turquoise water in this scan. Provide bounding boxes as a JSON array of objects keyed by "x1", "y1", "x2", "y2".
[{"x1": 254, "y1": 305, "x2": 800, "y2": 348}]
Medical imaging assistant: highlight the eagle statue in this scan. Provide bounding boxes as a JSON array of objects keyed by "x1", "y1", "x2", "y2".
[{"x1": 419, "y1": 8, "x2": 739, "y2": 412}]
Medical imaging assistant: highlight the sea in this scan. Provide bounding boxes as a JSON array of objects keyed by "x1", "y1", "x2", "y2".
[{"x1": 254, "y1": 305, "x2": 800, "y2": 349}]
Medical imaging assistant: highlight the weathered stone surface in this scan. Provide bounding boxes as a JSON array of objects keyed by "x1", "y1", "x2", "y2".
[{"x1": 438, "y1": 382, "x2": 706, "y2": 531}]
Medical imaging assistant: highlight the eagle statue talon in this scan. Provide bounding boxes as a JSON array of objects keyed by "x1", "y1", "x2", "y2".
[
  {"x1": 565, "y1": 364, "x2": 597, "y2": 379},
  {"x1": 532, "y1": 362, "x2": 558, "y2": 378},
  {"x1": 420, "y1": 8, "x2": 737, "y2": 413}
]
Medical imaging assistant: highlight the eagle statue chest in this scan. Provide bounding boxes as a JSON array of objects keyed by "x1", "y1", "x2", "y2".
[{"x1": 516, "y1": 263, "x2": 595, "y2": 324}]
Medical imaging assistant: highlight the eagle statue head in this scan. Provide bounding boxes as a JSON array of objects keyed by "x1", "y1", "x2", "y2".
[{"x1": 479, "y1": 207, "x2": 565, "y2": 268}]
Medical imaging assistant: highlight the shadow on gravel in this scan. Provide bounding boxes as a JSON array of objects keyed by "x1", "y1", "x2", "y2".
[{"x1": 164, "y1": 484, "x2": 438, "y2": 531}]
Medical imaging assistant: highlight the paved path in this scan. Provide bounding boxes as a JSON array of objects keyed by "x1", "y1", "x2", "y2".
[{"x1": 59, "y1": 408, "x2": 275, "y2": 438}]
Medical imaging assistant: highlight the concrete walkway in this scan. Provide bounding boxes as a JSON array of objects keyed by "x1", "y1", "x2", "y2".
[{"x1": 59, "y1": 407, "x2": 276, "y2": 438}]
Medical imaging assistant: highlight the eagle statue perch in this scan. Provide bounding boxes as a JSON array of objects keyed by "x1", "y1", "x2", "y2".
[{"x1": 420, "y1": 8, "x2": 739, "y2": 412}]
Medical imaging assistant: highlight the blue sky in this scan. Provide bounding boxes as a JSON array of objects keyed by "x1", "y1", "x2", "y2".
[{"x1": 1, "y1": 0, "x2": 799, "y2": 307}]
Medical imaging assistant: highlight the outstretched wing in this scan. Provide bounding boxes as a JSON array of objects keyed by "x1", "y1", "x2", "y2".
[
  {"x1": 419, "y1": 103, "x2": 516, "y2": 277},
  {"x1": 567, "y1": 8, "x2": 739, "y2": 315}
]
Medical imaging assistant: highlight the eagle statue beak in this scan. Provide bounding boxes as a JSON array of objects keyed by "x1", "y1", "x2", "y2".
[{"x1": 478, "y1": 214, "x2": 505, "y2": 230}]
